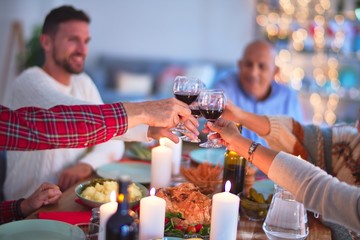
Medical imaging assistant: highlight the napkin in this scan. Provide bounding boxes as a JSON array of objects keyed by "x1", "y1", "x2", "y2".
[{"x1": 38, "y1": 211, "x2": 92, "y2": 225}]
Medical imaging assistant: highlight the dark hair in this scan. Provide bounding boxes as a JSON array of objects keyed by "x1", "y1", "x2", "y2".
[{"x1": 42, "y1": 5, "x2": 90, "y2": 35}]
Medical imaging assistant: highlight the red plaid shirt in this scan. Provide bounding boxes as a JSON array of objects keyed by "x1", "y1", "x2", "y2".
[
  {"x1": 0, "y1": 103, "x2": 128, "y2": 151},
  {"x1": 0, "y1": 199, "x2": 24, "y2": 224}
]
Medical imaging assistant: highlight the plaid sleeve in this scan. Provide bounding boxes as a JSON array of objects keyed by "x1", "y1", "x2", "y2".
[
  {"x1": 0, "y1": 102, "x2": 128, "y2": 151},
  {"x1": 0, "y1": 199, "x2": 24, "y2": 224}
]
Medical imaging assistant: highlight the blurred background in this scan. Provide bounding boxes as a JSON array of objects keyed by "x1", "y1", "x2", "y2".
[{"x1": 0, "y1": 0, "x2": 359, "y2": 125}]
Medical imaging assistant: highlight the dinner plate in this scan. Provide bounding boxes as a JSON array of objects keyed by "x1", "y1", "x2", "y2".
[
  {"x1": 96, "y1": 162, "x2": 151, "y2": 183},
  {"x1": 253, "y1": 179, "x2": 275, "y2": 198},
  {"x1": 0, "y1": 219, "x2": 85, "y2": 240},
  {"x1": 189, "y1": 148, "x2": 225, "y2": 165}
]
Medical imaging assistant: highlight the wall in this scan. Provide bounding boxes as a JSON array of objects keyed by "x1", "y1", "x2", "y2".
[{"x1": 0, "y1": 0, "x2": 256, "y2": 103}]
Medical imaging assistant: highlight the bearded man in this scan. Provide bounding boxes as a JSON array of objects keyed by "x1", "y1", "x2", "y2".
[{"x1": 4, "y1": 6, "x2": 169, "y2": 200}]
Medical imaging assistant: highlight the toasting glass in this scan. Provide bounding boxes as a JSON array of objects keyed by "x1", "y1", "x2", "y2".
[
  {"x1": 181, "y1": 81, "x2": 206, "y2": 143},
  {"x1": 198, "y1": 89, "x2": 226, "y2": 148},
  {"x1": 172, "y1": 76, "x2": 201, "y2": 134}
]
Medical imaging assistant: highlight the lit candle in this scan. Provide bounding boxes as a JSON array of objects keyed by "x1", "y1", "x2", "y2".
[
  {"x1": 160, "y1": 137, "x2": 182, "y2": 176},
  {"x1": 151, "y1": 142, "x2": 172, "y2": 188},
  {"x1": 210, "y1": 181, "x2": 240, "y2": 240},
  {"x1": 99, "y1": 191, "x2": 117, "y2": 240},
  {"x1": 139, "y1": 188, "x2": 166, "y2": 240}
]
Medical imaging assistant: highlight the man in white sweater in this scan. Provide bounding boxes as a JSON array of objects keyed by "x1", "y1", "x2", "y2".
[{"x1": 4, "y1": 6, "x2": 176, "y2": 199}]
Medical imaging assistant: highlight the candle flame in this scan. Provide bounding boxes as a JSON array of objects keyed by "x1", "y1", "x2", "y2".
[
  {"x1": 110, "y1": 191, "x2": 116, "y2": 202},
  {"x1": 225, "y1": 180, "x2": 231, "y2": 192},
  {"x1": 159, "y1": 138, "x2": 165, "y2": 146},
  {"x1": 150, "y1": 187, "x2": 156, "y2": 196}
]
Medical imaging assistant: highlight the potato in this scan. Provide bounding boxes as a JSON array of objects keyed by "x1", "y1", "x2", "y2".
[{"x1": 80, "y1": 180, "x2": 142, "y2": 203}]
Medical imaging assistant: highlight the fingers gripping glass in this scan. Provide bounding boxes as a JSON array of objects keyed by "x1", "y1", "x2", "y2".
[
  {"x1": 198, "y1": 89, "x2": 226, "y2": 148},
  {"x1": 172, "y1": 76, "x2": 201, "y2": 134}
]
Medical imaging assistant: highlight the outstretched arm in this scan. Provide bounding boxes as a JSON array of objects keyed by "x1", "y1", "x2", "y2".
[{"x1": 0, "y1": 103, "x2": 127, "y2": 151}]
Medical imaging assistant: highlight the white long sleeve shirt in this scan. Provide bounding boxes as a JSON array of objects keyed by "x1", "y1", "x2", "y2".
[
  {"x1": 269, "y1": 152, "x2": 360, "y2": 233},
  {"x1": 4, "y1": 67, "x2": 149, "y2": 199}
]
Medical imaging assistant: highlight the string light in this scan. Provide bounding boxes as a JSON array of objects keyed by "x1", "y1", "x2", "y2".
[{"x1": 255, "y1": 0, "x2": 360, "y2": 126}]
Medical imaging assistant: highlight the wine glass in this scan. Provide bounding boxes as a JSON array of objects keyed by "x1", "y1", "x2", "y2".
[
  {"x1": 172, "y1": 76, "x2": 201, "y2": 134},
  {"x1": 181, "y1": 81, "x2": 206, "y2": 143},
  {"x1": 198, "y1": 89, "x2": 226, "y2": 148}
]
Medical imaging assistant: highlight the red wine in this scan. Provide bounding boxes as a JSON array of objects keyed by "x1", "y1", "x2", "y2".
[
  {"x1": 199, "y1": 108, "x2": 223, "y2": 121},
  {"x1": 174, "y1": 92, "x2": 199, "y2": 105},
  {"x1": 191, "y1": 108, "x2": 201, "y2": 116}
]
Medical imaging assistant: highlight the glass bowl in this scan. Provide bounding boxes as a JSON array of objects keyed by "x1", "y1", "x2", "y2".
[{"x1": 239, "y1": 193, "x2": 270, "y2": 222}]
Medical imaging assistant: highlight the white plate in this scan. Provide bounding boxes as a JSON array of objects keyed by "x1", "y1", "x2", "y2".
[
  {"x1": 96, "y1": 162, "x2": 151, "y2": 183},
  {"x1": 0, "y1": 219, "x2": 85, "y2": 240},
  {"x1": 189, "y1": 148, "x2": 225, "y2": 165}
]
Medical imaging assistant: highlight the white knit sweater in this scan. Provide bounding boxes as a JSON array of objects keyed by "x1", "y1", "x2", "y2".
[
  {"x1": 4, "y1": 67, "x2": 148, "y2": 199},
  {"x1": 265, "y1": 116, "x2": 360, "y2": 186}
]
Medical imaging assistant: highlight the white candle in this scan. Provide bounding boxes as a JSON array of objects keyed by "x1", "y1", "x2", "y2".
[
  {"x1": 210, "y1": 181, "x2": 240, "y2": 240},
  {"x1": 99, "y1": 191, "x2": 117, "y2": 240},
  {"x1": 151, "y1": 143, "x2": 172, "y2": 188},
  {"x1": 160, "y1": 137, "x2": 183, "y2": 176},
  {"x1": 139, "y1": 188, "x2": 166, "y2": 240}
]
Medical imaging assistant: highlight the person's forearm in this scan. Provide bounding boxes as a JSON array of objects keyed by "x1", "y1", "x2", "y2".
[
  {"x1": 268, "y1": 152, "x2": 360, "y2": 232},
  {"x1": 0, "y1": 103, "x2": 128, "y2": 151},
  {"x1": 239, "y1": 111, "x2": 270, "y2": 137},
  {"x1": 227, "y1": 103, "x2": 270, "y2": 137},
  {"x1": 122, "y1": 102, "x2": 147, "y2": 129},
  {"x1": 231, "y1": 135, "x2": 276, "y2": 175}
]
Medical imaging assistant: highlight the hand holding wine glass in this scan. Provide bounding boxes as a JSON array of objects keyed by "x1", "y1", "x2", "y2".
[
  {"x1": 198, "y1": 89, "x2": 226, "y2": 148},
  {"x1": 172, "y1": 76, "x2": 201, "y2": 134}
]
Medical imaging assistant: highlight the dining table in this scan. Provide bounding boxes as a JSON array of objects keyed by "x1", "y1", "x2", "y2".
[{"x1": 26, "y1": 142, "x2": 332, "y2": 240}]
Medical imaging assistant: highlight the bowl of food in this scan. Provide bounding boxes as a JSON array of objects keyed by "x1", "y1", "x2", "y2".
[
  {"x1": 180, "y1": 162, "x2": 223, "y2": 195},
  {"x1": 239, "y1": 188, "x2": 272, "y2": 222},
  {"x1": 75, "y1": 178, "x2": 148, "y2": 208}
]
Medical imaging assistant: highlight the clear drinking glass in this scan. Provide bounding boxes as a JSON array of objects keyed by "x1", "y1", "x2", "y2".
[
  {"x1": 75, "y1": 223, "x2": 102, "y2": 240},
  {"x1": 198, "y1": 89, "x2": 226, "y2": 148},
  {"x1": 262, "y1": 189, "x2": 309, "y2": 240},
  {"x1": 172, "y1": 76, "x2": 201, "y2": 134}
]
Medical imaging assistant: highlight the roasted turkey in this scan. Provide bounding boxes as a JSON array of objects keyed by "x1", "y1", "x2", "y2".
[{"x1": 156, "y1": 182, "x2": 212, "y2": 227}]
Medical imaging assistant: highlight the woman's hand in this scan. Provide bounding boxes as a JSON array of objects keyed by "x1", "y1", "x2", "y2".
[{"x1": 206, "y1": 118, "x2": 241, "y2": 150}]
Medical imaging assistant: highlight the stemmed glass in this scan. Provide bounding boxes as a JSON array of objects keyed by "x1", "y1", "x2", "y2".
[
  {"x1": 181, "y1": 81, "x2": 206, "y2": 143},
  {"x1": 198, "y1": 89, "x2": 226, "y2": 148},
  {"x1": 172, "y1": 76, "x2": 201, "y2": 134}
]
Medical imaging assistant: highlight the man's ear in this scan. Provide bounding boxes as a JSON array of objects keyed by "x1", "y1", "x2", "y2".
[
  {"x1": 39, "y1": 34, "x2": 51, "y2": 52},
  {"x1": 273, "y1": 65, "x2": 280, "y2": 78}
]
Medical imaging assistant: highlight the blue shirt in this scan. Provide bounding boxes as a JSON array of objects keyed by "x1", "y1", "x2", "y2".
[{"x1": 214, "y1": 70, "x2": 303, "y2": 146}]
